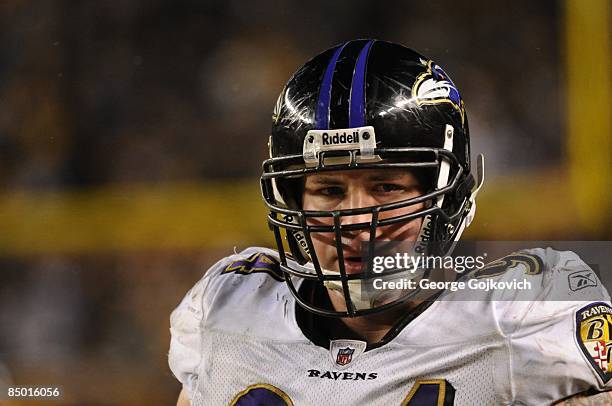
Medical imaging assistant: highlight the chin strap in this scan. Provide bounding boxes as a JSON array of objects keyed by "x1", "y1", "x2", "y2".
[
  {"x1": 292, "y1": 261, "x2": 420, "y2": 312},
  {"x1": 292, "y1": 262, "x2": 372, "y2": 310},
  {"x1": 322, "y1": 271, "x2": 371, "y2": 311},
  {"x1": 269, "y1": 136, "x2": 312, "y2": 263},
  {"x1": 414, "y1": 124, "x2": 455, "y2": 254}
]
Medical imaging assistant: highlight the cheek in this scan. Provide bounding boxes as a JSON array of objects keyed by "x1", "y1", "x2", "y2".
[
  {"x1": 307, "y1": 234, "x2": 338, "y2": 271},
  {"x1": 379, "y1": 200, "x2": 425, "y2": 222},
  {"x1": 303, "y1": 194, "x2": 332, "y2": 225},
  {"x1": 402, "y1": 216, "x2": 423, "y2": 238},
  {"x1": 302, "y1": 195, "x2": 338, "y2": 265},
  {"x1": 310, "y1": 232, "x2": 335, "y2": 253},
  {"x1": 377, "y1": 203, "x2": 425, "y2": 240}
]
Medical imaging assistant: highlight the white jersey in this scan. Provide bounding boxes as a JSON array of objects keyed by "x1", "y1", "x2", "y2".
[{"x1": 169, "y1": 247, "x2": 612, "y2": 405}]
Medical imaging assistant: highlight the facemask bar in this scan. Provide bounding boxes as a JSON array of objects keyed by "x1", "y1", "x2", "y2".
[
  {"x1": 262, "y1": 148, "x2": 463, "y2": 236},
  {"x1": 268, "y1": 199, "x2": 463, "y2": 280},
  {"x1": 261, "y1": 147, "x2": 471, "y2": 317}
]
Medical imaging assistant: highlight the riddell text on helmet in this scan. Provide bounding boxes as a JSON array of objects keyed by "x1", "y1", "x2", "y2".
[{"x1": 321, "y1": 131, "x2": 360, "y2": 145}]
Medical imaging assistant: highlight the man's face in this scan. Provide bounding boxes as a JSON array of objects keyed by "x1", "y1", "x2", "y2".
[{"x1": 302, "y1": 168, "x2": 425, "y2": 275}]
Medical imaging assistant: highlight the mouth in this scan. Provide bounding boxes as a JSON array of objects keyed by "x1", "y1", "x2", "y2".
[{"x1": 342, "y1": 255, "x2": 366, "y2": 274}]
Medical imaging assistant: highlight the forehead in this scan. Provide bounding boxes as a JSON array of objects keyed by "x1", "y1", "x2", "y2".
[{"x1": 305, "y1": 168, "x2": 419, "y2": 184}]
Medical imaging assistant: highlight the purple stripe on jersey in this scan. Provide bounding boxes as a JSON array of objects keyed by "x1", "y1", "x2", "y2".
[
  {"x1": 232, "y1": 387, "x2": 290, "y2": 405},
  {"x1": 348, "y1": 40, "x2": 375, "y2": 128},
  {"x1": 315, "y1": 42, "x2": 347, "y2": 130}
]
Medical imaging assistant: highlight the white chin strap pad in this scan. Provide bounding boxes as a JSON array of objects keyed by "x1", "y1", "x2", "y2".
[
  {"x1": 321, "y1": 268, "x2": 419, "y2": 311},
  {"x1": 414, "y1": 124, "x2": 455, "y2": 253}
]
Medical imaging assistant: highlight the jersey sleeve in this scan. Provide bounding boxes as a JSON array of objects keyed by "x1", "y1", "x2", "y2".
[
  {"x1": 493, "y1": 248, "x2": 612, "y2": 404},
  {"x1": 168, "y1": 254, "x2": 234, "y2": 400},
  {"x1": 167, "y1": 246, "x2": 282, "y2": 400}
]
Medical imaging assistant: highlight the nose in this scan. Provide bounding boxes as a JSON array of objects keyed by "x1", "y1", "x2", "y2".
[{"x1": 339, "y1": 186, "x2": 375, "y2": 233}]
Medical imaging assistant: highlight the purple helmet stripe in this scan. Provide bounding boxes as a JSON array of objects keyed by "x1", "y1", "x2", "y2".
[
  {"x1": 348, "y1": 40, "x2": 375, "y2": 128},
  {"x1": 315, "y1": 42, "x2": 347, "y2": 129}
]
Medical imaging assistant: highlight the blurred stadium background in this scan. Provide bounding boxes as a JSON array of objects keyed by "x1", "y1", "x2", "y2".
[{"x1": 0, "y1": 0, "x2": 609, "y2": 404}]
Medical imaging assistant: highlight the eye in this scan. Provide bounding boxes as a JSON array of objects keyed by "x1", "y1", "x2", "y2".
[
  {"x1": 318, "y1": 186, "x2": 345, "y2": 196},
  {"x1": 374, "y1": 183, "x2": 405, "y2": 193}
]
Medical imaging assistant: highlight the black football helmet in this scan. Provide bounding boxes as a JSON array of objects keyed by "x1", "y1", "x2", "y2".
[{"x1": 261, "y1": 39, "x2": 484, "y2": 317}]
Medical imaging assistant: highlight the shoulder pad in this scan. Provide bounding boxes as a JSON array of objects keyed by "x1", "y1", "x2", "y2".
[{"x1": 488, "y1": 248, "x2": 611, "y2": 335}]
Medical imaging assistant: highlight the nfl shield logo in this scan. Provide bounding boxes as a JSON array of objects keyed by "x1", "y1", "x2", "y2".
[
  {"x1": 329, "y1": 339, "x2": 366, "y2": 369},
  {"x1": 336, "y1": 347, "x2": 355, "y2": 366}
]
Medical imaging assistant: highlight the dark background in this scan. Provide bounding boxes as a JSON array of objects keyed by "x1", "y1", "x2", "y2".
[{"x1": 0, "y1": 1, "x2": 609, "y2": 404}]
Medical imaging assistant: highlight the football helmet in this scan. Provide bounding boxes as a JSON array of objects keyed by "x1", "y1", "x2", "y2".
[{"x1": 261, "y1": 39, "x2": 484, "y2": 317}]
